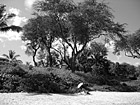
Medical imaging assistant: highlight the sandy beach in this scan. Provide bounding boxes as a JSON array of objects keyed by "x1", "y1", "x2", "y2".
[{"x1": 0, "y1": 91, "x2": 140, "y2": 105}]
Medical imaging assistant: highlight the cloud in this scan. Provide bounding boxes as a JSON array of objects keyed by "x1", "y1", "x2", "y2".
[
  {"x1": 24, "y1": 0, "x2": 43, "y2": 10},
  {"x1": 24, "y1": 0, "x2": 38, "y2": 9},
  {"x1": 0, "y1": 38, "x2": 4, "y2": 42},
  {"x1": 0, "y1": 31, "x2": 22, "y2": 41},
  {"x1": 20, "y1": 45, "x2": 27, "y2": 50},
  {"x1": 0, "y1": 8, "x2": 28, "y2": 41},
  {"x1": 9, "y1": 8, "x2": 20, "y2": 15},
  {"x1": 8, "y1": 8, "x2": 28, "y2": 26},
  {"x1": 11, "y1": 16, "x2": 27, "y2": 26},
  {"x1": 3, "y1": 43, "x2": 5, "y2": 48}
]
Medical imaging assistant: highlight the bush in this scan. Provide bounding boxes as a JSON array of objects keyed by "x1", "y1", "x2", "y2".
[
  {"x1": 9, "y1": 66, "x2": 27, "y2": 77},
  {"x1": 114, "y1": 84, "x2": 137, "y2": 92},
  {"x1": 29, "y1": 65, "x2": 33, "y2": 70},
  {"x1": 0, "y1": 65, "x2": 27, "y2": 77},
  {"x1": 94, "y1": 76, "x2": 108, "y2": 85},
  {"x1": 0, "y1": 66, "x2": 77, "y2": 93},
  {"x1": 107, "y1": 79, "x2": 120, "y2": 86},
  {"x1": 1, "y1": 74, "x2": 22, "y2": 92},
  {"x1": 0, "y1": 65, "x2": 27, "y2": 92},
  {"x1": 19, "y1": 74, "x2": 51, "y2": 93},
  {"x1": 19, "y1": 73, "x2": 68, "y2": 93}
]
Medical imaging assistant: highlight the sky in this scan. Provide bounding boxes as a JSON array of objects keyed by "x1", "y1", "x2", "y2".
[{"x1": 0, "y1": 0, "x2": 140, "y2": 66}]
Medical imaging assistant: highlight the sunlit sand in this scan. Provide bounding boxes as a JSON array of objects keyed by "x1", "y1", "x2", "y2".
[{"x1": 0, "y1": 91, "x2": 140, "y2": 105}]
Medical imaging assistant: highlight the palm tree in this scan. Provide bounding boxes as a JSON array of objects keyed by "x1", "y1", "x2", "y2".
[
  {"x1": 0, "y1": 4, "x2": 22, "y2": 32},
  {"x1": 3, "y1": 50, "x2": 22, "y2": 63}
]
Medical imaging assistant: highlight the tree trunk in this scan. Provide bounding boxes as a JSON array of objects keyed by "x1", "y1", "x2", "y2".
[
  {"x1": 33, "y1": 54, "x2": 37, "y2": 66},
  {"x1": 48, "y1": 48, "x2": 52, "y2": 67},
  {"x1": 70, "y1": 53, "x2": 77, "y2": 72},
  {"x1": 71, "y1": 62, "x2": 76, "y2": 72},
  {"x1": 32, "y1": 48, "x2": 39, "y2": 66}
]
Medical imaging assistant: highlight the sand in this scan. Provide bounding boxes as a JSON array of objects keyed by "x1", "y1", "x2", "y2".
[{"x1": 0, "y1": 91, "x2": 140, "y2": 105}]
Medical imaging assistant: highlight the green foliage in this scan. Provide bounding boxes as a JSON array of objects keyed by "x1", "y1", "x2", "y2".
[
  {"x1": 2, "y1": 75, "x2": 21, "y2": 92},
  {"x1": 114, "y1": 29, "x2": 140, "y2": 59},
  {"x1": 90, "y1": 42, "x2": 108, "y2": 58},
  {"x1": 9, "y1": 66, "x2": 27, "y2": 77},
  {"x1": 28, "y1": 0, "x2": 126, "y2": 71},
  {"x1": 2, "y1": 50, "x2": 22, "y2": 65},
  {"x1": 0, "y1": 65, "x2": 81, "y2": 93},
  {"x1": 0, "y1": 63, "x2": 139, "y2": 93},
  {"x1": 18, "y1": 69, "x2": 79, "y2": 93},
  {"x1": 77, "y1": 42, "x2": 110, "y2": 76},
  {"x1": 37, "y1": 50, "x2": 60, "y2": 67},
  {"x1": 0, "y1": 65, "x2": 27, "y2": 77},
  {"x1": 92, "y1": 64, "x2": 105, "y2": 76},
  {"x1": 0, "y1": 65, "x2": 28, "y2": 92},
  {"x1": 19, "y1": 74, "x2": 52, "y2": 93},
  {"x1": 109, "y1": 62, "x2": 137, "y2": 79},
  {"x1": 22, "y1": 15, "x2": 56, "y2": 66}
]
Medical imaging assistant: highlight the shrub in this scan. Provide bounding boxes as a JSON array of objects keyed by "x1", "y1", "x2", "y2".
[
  {"x1": 19, "y1": 73, "x2": 67, "y2": 93},
  {"x1": 0, "y1": 65, "x2": 27, "y2": 92},
  {"x1": 94, "y1": 76, "x2": 108, "y2": 85},
  {"x1": 0, "y1": 65, "x2": 27, "y2": 77},
  {"x1": 2, "y1": 74, "x2": 21, "y2": 92},
  {"x1": 29, "y1": 65, "x2": 33, "y2": 70},
  {"x1": 8, "y1": 66, "x2": 27, "y2": 77},
  {"x1": 0, "y1": 66, "x2": 76, "y2": 93},
  {"x1": 19, "y1": 74, "x2": 51, "y2": 93},
  {"x1": 107, "y1": 79, "x2": 120, "y2": 86},
  {"x1": 114, "y1": 84, "x2": 137, "y2": 92}
]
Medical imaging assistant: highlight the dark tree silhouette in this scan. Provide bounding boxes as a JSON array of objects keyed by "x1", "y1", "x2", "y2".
[{"x1": 31, "y1": 0, "x2": 126, "y2": 72}]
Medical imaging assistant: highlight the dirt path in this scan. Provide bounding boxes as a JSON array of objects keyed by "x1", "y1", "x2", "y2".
[{"x1": 0, "y1": 91, "x2": 140, "y2": 105}]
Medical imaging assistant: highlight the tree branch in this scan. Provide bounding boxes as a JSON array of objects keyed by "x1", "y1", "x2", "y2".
[
  {"x1": 91, "y1": 33, "x2": 108, "y2": 40},
  {"x1": 76, "y1": 42, "x2": 87, "y2": 57},
  {"x1": 134, "y1": 50, "x2": 140, "y2": 57},
  {"x1": 55, "y1": 14, "x2": 74, "y2": 51},
  {"x1": 51, "y1": 47, "x2": 63, "y2": 59},
  {"x1": 125, "y1": 51, "x2": 140, "y2": 59}
]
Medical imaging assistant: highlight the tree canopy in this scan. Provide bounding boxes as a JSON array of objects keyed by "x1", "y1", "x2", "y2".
[
  {"x1": 22, "y1": 0, "x2": 126, "y2": 71},
  {"x1": 114, "y1": 29, "x2": 140, "y2": 59}
]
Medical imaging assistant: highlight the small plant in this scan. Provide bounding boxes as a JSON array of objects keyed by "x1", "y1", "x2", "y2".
[{"x1": 29, "y1": 65, "x2": 33, "y2": 70}]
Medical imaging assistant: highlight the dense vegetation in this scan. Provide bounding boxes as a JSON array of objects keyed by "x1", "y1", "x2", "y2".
[
  {"x1": 0, "y1": 61, "x2": 140, "y2": 93},
  {"x1": 22, "y1": 0, "x2": 125, "y2": 71},
  {"x1": 0, "y1": 0, "x2": 140, "y2": 93}
]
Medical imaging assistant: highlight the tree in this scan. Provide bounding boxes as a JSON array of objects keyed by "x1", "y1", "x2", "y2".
[
  {"x1": 77, "y1": 42, "x2": 108, "y2": 73},
  {"x1": 121, "y1": 62, "x2": 137, "y2": 80},
  {"x1": 22, "y1": 15, "x2": 55, "y2": 67},
  {"x1": 0, "y1": 4, "x2": 22, "y2": 32},
  {"x1": 114, "y1": 29, "x2": 140, "y2": 59},
  {"x1": 25, "y1": 42, "x2": 40, "y2": 66},
  {"x1": 33, "y1": 0, "x2": 126, "y2": 72},
  {"x1": 90, "y1": 42, "x2": 110, "y2": 75},
  {"x1": 109, "y1": 62, "x2": 137, "y2": 79},
  {"x1": 37, "y1": 50, "x2": 59, "y2": 67},
  {"x1": 90, "y1": 42, "x2": 108, "y2": 64},
  {"x1": 116, "y1": 63, "x2": 129, "y2": 77},
  {"x1": 2, "y1": 50, "x2": 22, "y2": 64}
]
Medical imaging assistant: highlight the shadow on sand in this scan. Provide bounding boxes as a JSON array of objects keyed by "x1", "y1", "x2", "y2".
[
  {"x1": 25, "y1": 92, "x2": 90, "y2": 96},
  {"x1": 25, "y1": 92, "x2": 52, "y2": 96}
]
